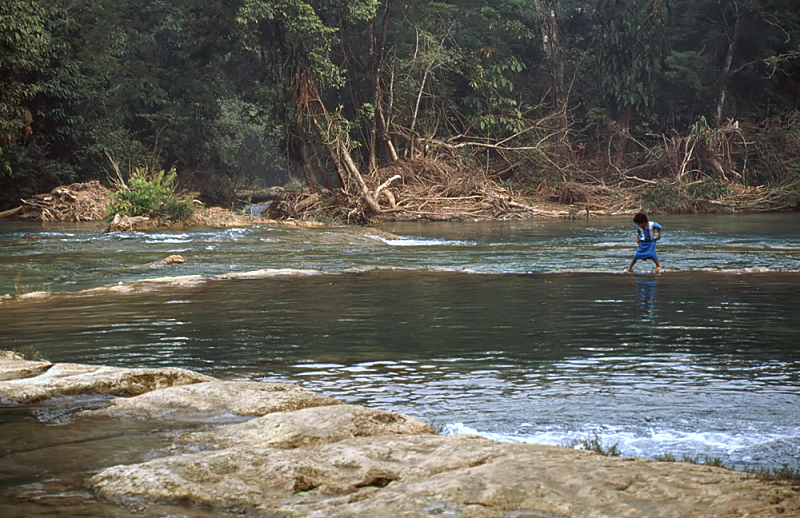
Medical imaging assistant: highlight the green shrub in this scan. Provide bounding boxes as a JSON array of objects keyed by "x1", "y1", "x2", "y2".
[
  {"x1": 110, "y1": 168, "x2": 196, "y2": 221},
  {"x1": 313, "y1": 206, "x2": 352, "y2": 225},
  {"x1": 283, "y1": 174, "x2": 305, "y2": 191},
  {"x1": 687, "y1": 178, "x2": 728, "y2": 200},
  {"x1": 642, "y1": 181, "x2": 688, "y2": 213}
]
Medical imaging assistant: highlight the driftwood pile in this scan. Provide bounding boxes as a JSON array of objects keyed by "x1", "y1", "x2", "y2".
[
  {"x1": 0, "y1": 181, "x2": 112, "y2": 222},
  {"x1": 283, "y1": 158, "x2": 575, "y2": 222},
  {"x1": 284, "y1": 154, "x2": 797, "y2": 221}
]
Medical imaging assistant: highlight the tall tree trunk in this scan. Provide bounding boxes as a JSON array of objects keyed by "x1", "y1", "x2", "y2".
[
  {"x1": 408, "y1": 20, "x2": 456, "y2": 158},
  {"x1": 533, "y1": 0, "x2": 565, "y2": 110},
  {"x1": 292, "y1": 68, "x2": 382, "y2": 213},
  {"x1": 378, "y1": 108, "x2": 399, "y2": 161},
  {"x1": 715, "y1": 0, "x2": 741, "y2": 125},
  {"x1": 297, "y1": 140, "x2": 321, "y2": 188},
  {"x1": 367, "y1": 17, "x2": 379, "y2": 173},
  {"x1": 367, "y1": 0, "x2": 394, "y2": 173}
]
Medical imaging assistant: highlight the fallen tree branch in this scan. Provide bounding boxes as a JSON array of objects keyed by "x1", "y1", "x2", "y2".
[
  {"x1": 374, "y1": 174, "x2": 402, "y2": 199},
  {"x1": 0, "y1": 206, "x2": 22, "y2": 220}
]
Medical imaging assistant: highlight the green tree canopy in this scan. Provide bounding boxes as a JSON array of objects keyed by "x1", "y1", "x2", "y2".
[{"x1": 0, "y1": 0, "x2": 797, "y2": 212}]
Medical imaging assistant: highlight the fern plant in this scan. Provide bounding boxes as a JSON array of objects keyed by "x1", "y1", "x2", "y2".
[{"x1": 110, "y1": 168, "x2": 196, "y2": 221}]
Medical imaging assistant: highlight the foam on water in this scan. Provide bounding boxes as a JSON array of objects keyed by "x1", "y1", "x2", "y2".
[
  {"x1": 370, "y1": 234, "x2": 474, "y2": 247},
  {"x1": 441, "y1": 422, "x2": 800, "y2": 467}
]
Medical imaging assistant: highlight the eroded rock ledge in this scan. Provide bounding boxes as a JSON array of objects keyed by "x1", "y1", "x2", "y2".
[{"x1": 0, "y1": 353, "x2": 797, "y2": 518}]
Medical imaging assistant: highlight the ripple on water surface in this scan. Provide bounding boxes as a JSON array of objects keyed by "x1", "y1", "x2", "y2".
[{"x1": 1, "y1": 215, "x2": 799, "y2": 473}]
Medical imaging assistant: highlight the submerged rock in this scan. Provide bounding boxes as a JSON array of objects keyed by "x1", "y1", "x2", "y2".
[{"x1": 143, "y1": 254, "x2": 186, "y2": 267}]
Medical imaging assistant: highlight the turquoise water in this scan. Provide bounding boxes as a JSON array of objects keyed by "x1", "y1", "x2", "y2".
[
  {"x1": 2, "y1": 214, "x2": 798, "y2": 296},
  {"x1": 0, "y1": 213, "x2": 799, "y2": 515}
]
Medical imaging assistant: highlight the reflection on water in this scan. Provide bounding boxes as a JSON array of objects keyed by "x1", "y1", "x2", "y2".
[
  {"x1": 635, "y1": 275, "x2": 658, "y2": 325},
  {"x1": 0, "y1": 214, "x2": 799, "y2": 515},
  {"x1": 1, "y1": 270, "x2": 798, "y2": 468}
]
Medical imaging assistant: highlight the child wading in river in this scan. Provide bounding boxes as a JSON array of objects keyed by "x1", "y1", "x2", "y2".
[{"x1": 627, "y1": 212, "x2": 662, "y2": 272}]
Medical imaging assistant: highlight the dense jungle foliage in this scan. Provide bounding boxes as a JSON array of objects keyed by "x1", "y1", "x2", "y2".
[{"x1": 1, "y1": 0, "x2": 798, "y2": 216}]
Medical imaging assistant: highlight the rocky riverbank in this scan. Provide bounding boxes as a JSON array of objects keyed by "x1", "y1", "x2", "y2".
[{"x1": 1, "y1": 351, "x2": 798, "y2": 517}]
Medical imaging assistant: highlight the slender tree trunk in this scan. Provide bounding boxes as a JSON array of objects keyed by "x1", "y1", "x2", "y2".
[
  {"x1": 367, "y1": 17, "x2": 379, "y2": 173},
  {"x1": 367, "y1": 0, "x2": 394, "y2": 173},
  {"x1": 715, "y1": 1, "x2": 741, "y2": 125},
  {"x1": 338, "y1": 140, "x2": 381, "y2": 212},
  {"x1": 378, "y1": 108, "x2": 399, "y2": 161},
  {"x1": 408, "y1": 20, "x2": 455, "y2": 158},
  {"x1": 533, "y1": 0, "x2": 564, "y2": 109},
  {"x1": 298, "y1": 140, "x2": 320, "y2": 188}
]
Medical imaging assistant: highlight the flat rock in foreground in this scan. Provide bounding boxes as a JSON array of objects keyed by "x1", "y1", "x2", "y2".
[
  {"x1": 2, "y1": 353, "x2": 797, "y2": 518},
  {"x1": 90, "y1": 433, "x2": 799, "y2": 518}
]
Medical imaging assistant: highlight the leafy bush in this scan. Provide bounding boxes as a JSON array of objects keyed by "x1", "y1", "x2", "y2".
[
  {"x1": 642, "y1": 181, "x2": 689, "y2": 213},
  {"x1": 109, "y1": 168, "x2": 196, "y2": 221},
  {"x1": 687, "y1": 178, "x2": 728, "y2": 200}
]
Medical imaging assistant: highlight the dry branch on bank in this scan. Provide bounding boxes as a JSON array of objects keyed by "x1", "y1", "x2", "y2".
[{"x1": 660, "y1": 120, "x2": 747, "y2": 182}]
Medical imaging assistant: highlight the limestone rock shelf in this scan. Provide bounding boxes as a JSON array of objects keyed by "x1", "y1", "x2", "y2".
[{"x1": 1, "y1": 351, "x2": 797, "y2": 518}]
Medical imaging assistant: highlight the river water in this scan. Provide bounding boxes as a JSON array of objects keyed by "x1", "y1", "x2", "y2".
[{"x1": 1, "y1": 213, "x2": 799, "y2": 514}]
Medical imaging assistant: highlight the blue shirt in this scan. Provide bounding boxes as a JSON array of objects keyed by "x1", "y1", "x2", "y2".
[{"x1": 637, "y1": 221, "x2": 662, "y2": 243}]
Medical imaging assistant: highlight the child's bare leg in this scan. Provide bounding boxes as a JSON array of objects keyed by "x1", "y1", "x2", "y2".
[
  {"x1": 653, "y1": 259, "x2": 661, "y2": 270},
  {"x1": 627, "y1": 260, "x2": 636, "y2": 271}
]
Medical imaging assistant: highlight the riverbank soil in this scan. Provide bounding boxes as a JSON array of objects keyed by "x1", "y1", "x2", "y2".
[
  {"x1": 0, "y1": 353, "x2": 798, "y2": 518},
  {"x1": 1, "y1": 156, "x2": 796, "y2": 227}
]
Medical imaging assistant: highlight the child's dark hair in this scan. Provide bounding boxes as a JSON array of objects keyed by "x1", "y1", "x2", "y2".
[{"x1": 633, "y1": 212, "x2": 648, "y2": 225}]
